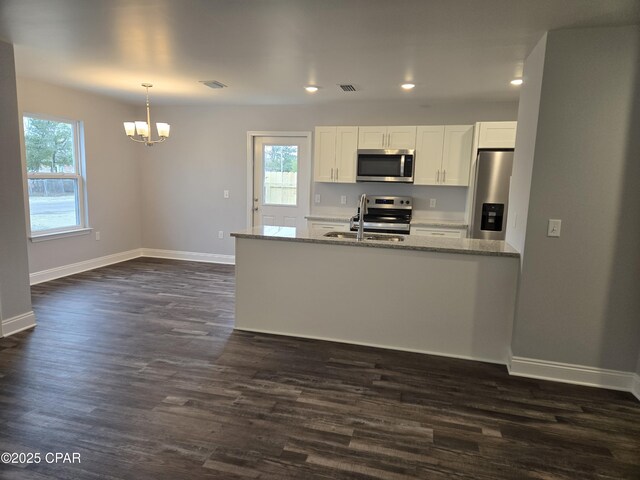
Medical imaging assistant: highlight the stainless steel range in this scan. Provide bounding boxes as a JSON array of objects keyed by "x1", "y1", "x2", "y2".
[{"x1": 349, "y1": 195, "x2": 412, "y2": 235}]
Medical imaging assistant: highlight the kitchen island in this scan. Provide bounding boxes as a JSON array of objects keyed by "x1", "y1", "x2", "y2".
[{"x1": 232, "y1": 226, "x2": 520, "y2": 364}]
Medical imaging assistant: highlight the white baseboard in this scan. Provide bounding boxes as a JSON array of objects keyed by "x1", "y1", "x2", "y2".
[
  {"x1": 1, "y1": 311, "x2": 36, "y2": 337},
  {"x1": 30, "y1": 248, "x2": 235, "y2": 286},
  {"x1": 632, "y1": 374, "x2": 640, "y2": 402},
  {"x1": 30, "y1": 249, "x2": 142, "y2": 285},
  {"x1": 508, "y1": 352, "x2": 636, "y2": 393},
  {"x1": 141, "y1": 248, "x2": 235, "y2": 265}
]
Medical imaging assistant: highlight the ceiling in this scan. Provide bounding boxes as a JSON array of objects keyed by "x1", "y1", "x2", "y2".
[{"x1": 1, "y1": 0, "x2": 638, "y2": 106}]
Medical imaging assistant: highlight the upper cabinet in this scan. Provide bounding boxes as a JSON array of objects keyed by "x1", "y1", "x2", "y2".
[
  {"x1": 477, "y1": 121, "x2": 517, "y2": 149},
  {"x1": 413, "y1": 126, "x2": 444, "y2": 185},
  {"x1": 313, "y1": 126, "x2": 358, "y2": 183},
  {"x1": 358, "y1": 126, "x2": 417, "y2": 149},
  {"x1": 414, "y1": 125, "x2": 473, "y2": 186},
  {"x1": 441, "y1": 125, "x2": 474, "y2": 186}
]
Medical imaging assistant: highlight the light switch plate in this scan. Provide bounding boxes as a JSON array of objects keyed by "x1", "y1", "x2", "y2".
[{"x1": 547, "y1": 219, "x2": 561, "y2": 237}]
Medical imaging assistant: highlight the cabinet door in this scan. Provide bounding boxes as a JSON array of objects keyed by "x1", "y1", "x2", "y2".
[
  {"x1": 387, "y1": 126, "x2": 417, "y2": 149},
  {"x1": 358, "y1": 126, "x2": 387, "y2": 149},
  {"x1": 335, "y1": 127, "x2": 358, "y2": 183},
  {"x1": 477, "y1": 121, "x2": 517, "y2": 148},
  {"x1": 313, "y1": 127, "x2": 337, "y2": 182},
  {"x1": 413, "y1": 126, "x2": 445, "y2": 185},
  {"x1": 441, "y1": 125, "x2": 473, "y2": 186}
]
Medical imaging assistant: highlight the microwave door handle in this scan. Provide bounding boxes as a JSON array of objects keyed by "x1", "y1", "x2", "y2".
[{"x1": 399, "y1": 154, "x2": 405, "y2": 177}]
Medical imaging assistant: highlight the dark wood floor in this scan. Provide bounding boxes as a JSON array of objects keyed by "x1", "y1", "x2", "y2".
[{"x1": 0, "y1": 258, "x2": 638, "y2": 480}]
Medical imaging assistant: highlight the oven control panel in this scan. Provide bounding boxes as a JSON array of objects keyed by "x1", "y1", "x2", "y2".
[{"x1": 365, "y1": 196, "x2": 412, "y2": 209}]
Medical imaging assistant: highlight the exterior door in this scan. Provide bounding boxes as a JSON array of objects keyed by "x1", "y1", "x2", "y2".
[{"x1": 253, "y1": 136, "x2": 309, "y2": 228}]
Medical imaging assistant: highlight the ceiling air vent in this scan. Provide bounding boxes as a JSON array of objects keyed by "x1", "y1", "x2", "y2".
[
  {"x1": 200, "y1": 80, "x2": 227, "y2": 89},
  {"x1": 338, "y1": 84, "x2": 357, "y2": 92}
]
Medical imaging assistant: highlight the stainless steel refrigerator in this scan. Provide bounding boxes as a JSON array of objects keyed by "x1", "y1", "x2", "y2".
[{"x1": 470, "y1": 150, "x2": 514, "y2": 240}]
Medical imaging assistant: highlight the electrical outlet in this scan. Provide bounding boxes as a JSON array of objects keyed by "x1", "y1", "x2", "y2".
[
  {"x1": 314, "y1": 194, "x2": 321, "y2": 204},
  {"x1": 223, "y1": 190, "x2": 229, "y2": 199},
  {"x1": 429, "y1": 198, "x2": 437, "y2": 208},
  {"x1": 340, "y1": 195, "x2": 347, "y2": 205},
  {"x1": 95, "y1": 231, "x2": 101, "y2": 241},
  {"x1": 218, "y1": 230, "x2": 224, "y2": 239},
  {"x1": 547, "y1": 219, "x2": 561, "y2": 237}
]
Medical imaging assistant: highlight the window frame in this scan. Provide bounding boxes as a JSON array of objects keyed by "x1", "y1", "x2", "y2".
[{"x1": 22, "y1": 113, "x2": 89, "y2": 239}]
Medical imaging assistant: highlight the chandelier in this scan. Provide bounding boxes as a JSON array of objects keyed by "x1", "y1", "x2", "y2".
[{"x1": 123, "y1": 83, "x2": 170, "y2": 146}]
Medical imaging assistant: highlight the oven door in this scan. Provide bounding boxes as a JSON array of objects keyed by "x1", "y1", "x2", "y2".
[{"x1": 356, "y1": 149, "x2": 414, "y2": 183}]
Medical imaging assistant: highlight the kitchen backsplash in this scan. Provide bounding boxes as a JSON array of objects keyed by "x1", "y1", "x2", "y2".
[{"x1": 311, "y1": 182, "x2": 468, "y2": 221}]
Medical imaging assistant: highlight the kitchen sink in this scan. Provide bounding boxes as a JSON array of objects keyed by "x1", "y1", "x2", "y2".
[{"x1": 323, "y1": 231, "x2": 404, "y2": 242}]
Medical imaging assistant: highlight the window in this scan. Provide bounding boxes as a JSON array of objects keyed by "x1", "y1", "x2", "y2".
[
  {"x1": 23, "y1": 115, "x2": 87, "y2": 236},
  {"x1": 263, "y1": 144, "x2": 298, "y2": 206}
]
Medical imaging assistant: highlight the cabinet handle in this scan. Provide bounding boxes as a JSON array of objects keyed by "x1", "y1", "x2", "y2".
[
  {"x1": 443, "y1": 170, "x2": 446, "y2": 183},
  {"x1": 437, "y1": 170, "x2": 440, "y2": 183}
]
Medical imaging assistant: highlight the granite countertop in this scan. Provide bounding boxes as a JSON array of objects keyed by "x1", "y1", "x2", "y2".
[
  {"x1": 232, "y1": 226, "x2": 519, "y2": 258},
  {"x1": 305, "y1": 215, "x2": 468, "y2": 229}
]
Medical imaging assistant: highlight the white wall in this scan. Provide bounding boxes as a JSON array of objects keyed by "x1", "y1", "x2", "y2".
[
  {"x1": 141, "y1": 100, "x2": 517, "y2": 255},
  {"x1": 505, "y1": 34, "x2": 547, "y2": 258},
  {"x1": 17, "y1": 78, "x2": 142, "y2": 274},
  {"x1": 0, "y1": 42, "x2": 34, "y2": 336},
  {"x1": 511, "y1": 26, "x2": 640, "y2": 372}
]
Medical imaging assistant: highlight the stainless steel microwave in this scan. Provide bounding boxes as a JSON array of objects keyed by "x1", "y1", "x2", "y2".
[{"x1": 356, "y1": 149, "x2": 414, "y2": 183}]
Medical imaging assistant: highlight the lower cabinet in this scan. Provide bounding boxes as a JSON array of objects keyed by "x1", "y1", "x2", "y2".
[
  {"x1": 410, "y1": 227, "x2": 466, "y2": 238},
  {"x1": 308, "y1": 221, "x2": 350, "y2": 232}
]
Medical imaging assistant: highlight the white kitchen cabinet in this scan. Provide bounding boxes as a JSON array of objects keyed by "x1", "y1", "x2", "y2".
[
  {"x1": 441, "y1": 125, "x2": 474, "y2": 186},
  {"x1": 477, "y1": 121, "x2": 517, "y2": 148},
  {"x1": 357, "y1": 126, "x2": 387, "y2": 149},
  {"x1": 358, "y1": 126, "x2": 416, "y2": 149},
  {"x1": 411, "y1": 227, "x2": 465, "y2": 238},
  {"x1": 313, "y1": 126, "x2": 358, "y2": 183},
  {"x1": 414, "y1": 125, "x2": 473, "y2": 186},
  {"x1": 308, "y1": 221, "x2": 350, "y2": 232},
  {"x1": 413, "y1": 126, "x2": 445, "y2": 184}
]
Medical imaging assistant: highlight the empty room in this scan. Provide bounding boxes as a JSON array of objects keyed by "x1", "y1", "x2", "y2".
[{"x1": 0, "y1": 1, "x2": 639, "y2": 479}]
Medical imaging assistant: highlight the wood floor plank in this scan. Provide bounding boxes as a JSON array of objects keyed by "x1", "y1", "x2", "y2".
[{"x1": 0, "y1": 258, "x2": 638, "y2": 479}]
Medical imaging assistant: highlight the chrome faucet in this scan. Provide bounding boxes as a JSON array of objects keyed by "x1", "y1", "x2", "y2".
[{"x1": 356, "y1": 193, "x2": 367, "y2": 240}]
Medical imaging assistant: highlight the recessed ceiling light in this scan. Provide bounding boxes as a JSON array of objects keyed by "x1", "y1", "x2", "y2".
[
  {"x1": 401, "y1": 83, "x2": 415, "y2": 90},
  {"x1": 305, "y1": 86, "x2": 319, "y2": 93},
  {"x1": 510, "y1": 78, "x2": 524, "y2": 86}
]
